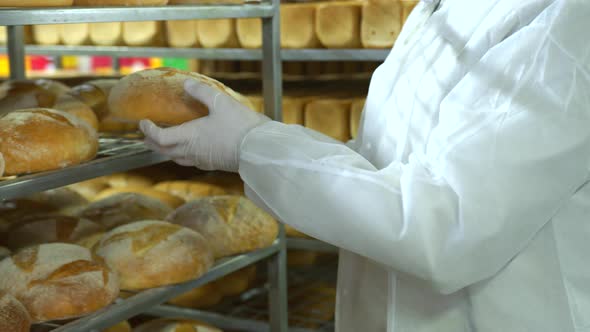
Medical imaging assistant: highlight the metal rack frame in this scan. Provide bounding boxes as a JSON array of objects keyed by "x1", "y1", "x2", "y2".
[{"x1": 0, "y1": 1, "x2": 287, "y2": 331}]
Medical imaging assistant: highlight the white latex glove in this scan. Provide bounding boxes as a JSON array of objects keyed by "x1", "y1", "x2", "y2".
[{"x1": 139, "y1": 79, "x2": 270, "y2": 172}]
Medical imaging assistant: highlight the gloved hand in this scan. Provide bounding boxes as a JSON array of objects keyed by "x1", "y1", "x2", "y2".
[{"x1": 139, "y1": 79, "x2": 270, "y2": 172}]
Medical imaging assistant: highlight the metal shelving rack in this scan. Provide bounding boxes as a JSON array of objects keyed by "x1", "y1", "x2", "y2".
[{"x1": 0, "y1": 1, "x2": 287, "y2": 331}]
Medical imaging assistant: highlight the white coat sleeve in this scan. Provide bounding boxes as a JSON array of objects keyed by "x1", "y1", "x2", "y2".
[{"x1": 238, "y1": 2, "x2": 590, "y2": 294}]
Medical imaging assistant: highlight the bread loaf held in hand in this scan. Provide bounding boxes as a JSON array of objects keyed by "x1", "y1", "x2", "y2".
[
  {"x1": 0, "y1": 243, "x2": 119, "y2": 322},
  {"x1": 167, "y1": 196, "x2": 278, "y2": 258},
  {"x1": 93, "y1": 220, "x2": 213, "y2": 290}
]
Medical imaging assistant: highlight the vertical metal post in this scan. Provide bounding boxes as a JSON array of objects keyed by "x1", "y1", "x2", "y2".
[
  {"x1": 112, "y1": 56, "x2": 121, "y2": 74},
  {"x1": 262, "y1": 0, "x2": 287, "y2": 330},
  {"x1": 261, "y1": 0, "x2": 283, "y2": 122},
  {"x1": 7, "y1": 25, "x2": 26, "y2": 80}
]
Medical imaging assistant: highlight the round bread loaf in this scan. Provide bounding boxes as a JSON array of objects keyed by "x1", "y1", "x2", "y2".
[
  {"x1": 134, "y1": 318, "x2": 223, "y2": 332},
  {"x1": 94, "y1": 186, "x2": 185, "y2": 208},
  {"x1": 77, "y1": 192, "x2": 173, "y2": 229},
  {"x1": 26, "y1": 187, "x2": 89, "y2": 215},
  {"x1": 1, "y1": 215, "x2": 104, "y2": 250},
  {"x1": 107, "y1": 67, "x2": 253, "y2": 126},
  {"x1": 0, "y1": 243, "x2": 119, "y2": 322},
  {"x1": 53, "y1": 93, "x2": 99, "y2": 130},
  {"x1": 167, "y1": 196, "x2": 278, "y2": 259},
  {"x1": 0, "y1": 0, "x2": 73, "y2": 6},
  {"x1": 154, "y1": 180, "x2": 226, "y2": 201},
  {"x1": 104, "y1": 321, "x2": 132, "y2": 332},
  {"x1": 93, "y1": 220, "x2": 213, "y2": 290},
  {"x1": 67, "y1": 177, "x2": 110, "y2": 201},
  {"x1": 103, "y1": 173, "x2": 153, "y2": 188},
  {"x1": 74, "y1": 0, "x2": 167, "y2": 5},
  {"x1": 168, "y1": 283, "x2": 222, "y2": 309},
  {"x1": 0, "y1": 291, "x2": 31, "y2": 332},
  {"x1": 0, "y1": 108, "x2": 98, "y2": 176}
]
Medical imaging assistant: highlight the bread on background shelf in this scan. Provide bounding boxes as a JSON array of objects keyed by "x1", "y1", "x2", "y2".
[
  {"x1": 316, "y1": 1, "x2": 362, "y2": 48},
  {"x1": 154, "y1": 180, "x2": 227, "y2": 201},
  {"x1": 74, "y1": 0, "x2": 168, "y2": 5},
  {"x1": 0, "y1": 0, "x2": 73, "y2": 7}
]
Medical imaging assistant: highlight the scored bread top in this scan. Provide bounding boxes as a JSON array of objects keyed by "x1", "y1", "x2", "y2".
[{"x1": 0, "y1": 243, "x2": 119, "y2": 322}]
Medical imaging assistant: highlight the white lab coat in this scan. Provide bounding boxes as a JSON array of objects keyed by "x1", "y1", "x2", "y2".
[{"x1": 239, "y1": 0, "x2": 590, "y2": 331}]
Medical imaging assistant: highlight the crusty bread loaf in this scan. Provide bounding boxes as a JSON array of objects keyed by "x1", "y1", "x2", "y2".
[
  {"x1": 89, "y1": 23, "x2": 123, "y2": 46},
  {"x1": 104, "y1": 321, "x2": 132, "y2": 332},
  {"x1": 316, "y1": 2, "x2": 362, "y2": 48},
  {"x1": 108, "y1": 67, "x2": 252, "y2": 126},
  {"x1": 0, "y1": 0, "x2": 72, "y2": 6},
  {"x1": 0, "y1": 108, "x2": 98, "y2": 176},
  {"x1": 197, "y1": 19, "x2": 239, "y2": 48},
  {"x1": 122, "y1": 21, "x2": 165, "y2": 47},
  {"x1": 154, "y1": 180, "x2": 226, "y2": 201},
  {"x1": 76, "y1": 232, "x2": 105, "y2": 250},
  {"x1": 361, "y1": 0, "x2": 402, "y2": 48},
  {"x1": 167, "y1": 196, "x2": 278, "y2": 259},
  {"x1": 0, "y1": 79, "x2": 70, "y2": 113},
  {"x1": 189, "y1": 172, "x2": 244, "y2": 195},
  {"x1": 166, "y1": 20, "x2": 199, "y2": 48},
  {"x1": 70, "y1": 79, "x2": 118, "y2": 118},
  {"x1": 0, "y1": 291, "x2": 31, "y2": 332},
  {"x1": 0, "y1": 243, "x2": 119, "y2": 322},
  {"x1": 236, "y1": 18, "x2": 262, "y2": 49},
  {"x1": 304, "y1": 99, "x2": 352, "y2": 142},
  {"x1": 94, "y1": 220, "x2": 213, "y2": 290},
  {"x1": 26, "y1": 187, "x2": 89, "y2": 215},
  {"x1": 67, "y1": 177, "x2": 110, "y2": 201},
  {"x1": 77, "y1": 193, "x2": 173, "y2": 229},
  {"x1": 54, "y1": 93, "x2": 100, "y2": 130},
  {"x1": 94, "y1": 186, "x2": 185, "y2": 208},
  {"x1": 0, "y1": 247, "x2": 9, "y2": 260},
  {"x1": 103, "y1": 173, "x2": 153, "y2": 188},
  {"x1": 134, "y1": 318, "x2": 223, "y2": 332},
  {"x1": 74, "y1": 0, "x2": 167, "y2": 5},
  {"x1": 59, "y1": 23, "x2": 90, "y2": 46},
  {"x1": 168, "y1": 283, "x2": 222, "y2": 309},
  {"x1": 281, "y1": 4, "x2": 321, "y2": 49},
  {"x1": 1, "y1": 215, "x2": 104, "y2": 250}
]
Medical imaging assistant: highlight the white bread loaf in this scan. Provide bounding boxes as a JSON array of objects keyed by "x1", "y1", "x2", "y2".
[
  {"x1": 0, "y1": 243, "x2": 119, "y2": 322},
  {"x1": 0, "y1": 0, "x2": 72, "y2": 6},
  {"x1": 281, "y1": 4, "x2": 320, "y2": 49},
  {"x1": 350, "y1": 98, "x2": 364, "y2": 138},
  {"x1": 108, "y1": 68, "x2": 252, "y2": 126},
  {"x1": 59, "y1": 23, "x2": 90, "y2": 46},
  {"x1": 304, "y1": 99, "x2": 352, "y2": 141},
  {"x1": 166, "y1": 20, "x2": 199, "y2": 48},
  {"x1": 0, "y1": 108, "x2": 98, "y2": 176},
  {"x1": 316, "y1": 1, "x2": 362, "y2": 48},
  {"x1": 122, "y1": 21, "x2": 165, "y2": 47},
  {"x1": 134, "y1": 318, "x2": 222, "y2": 332},
  {"x1": 0, "y1": 291, "x2": 31, "y2": 332},
  {"x1": 93, "y1": 220, "x2": 213, "y2": 290},
  {"x1": 197, "y1": 19, "x2": 239, "y2": 48},
  {"x1": 154, "y1": 180, "x2": 226, "y2": 201},
  {"x1": 361, "y1": 0, "x2": 402, "y2": 48},
  {"x1": 236, "y1": 18, "x2": 262, "y2": 49},
  {"x1": 89, "y1": 23, "x2": 123, "y2": 46},
  {"x1": 32, "y1": 25, "x2": 60, "y2": 45},
  {"x1": 167, "y1": 196, "x2": 279, "y2": 259},
  {"x1": 1, "y1": 215, "x2": 104, "y2": 251},
  {"x1": 77, "y1": 192, "x2": 173, "y2": 229}
]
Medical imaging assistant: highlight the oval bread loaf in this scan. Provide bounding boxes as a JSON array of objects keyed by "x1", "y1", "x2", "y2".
[
  {"x1": 167, "y1": 196, "x2": 278, "y2": 259},
  {"x1": 0, "y1": 243, "x2": 119, "y2": 322},
  {"x1": 94, "y1": 186, "x2": 185, "y2": 208},
  {"x1": 1, "y1": 215, "x2": 104, "y2": 250},
  {"x1": 154, "y1": 180, "x2": 226, "y2": 201},
  {"x1": 93, "y1": 220, "x2": 213, "y2": 290},
  {"x1": 134, "y1": 318, "x2": 223, "y2": 332},
  {"x1": 77, "y1": 192, "x2": 173, "y2": 229},
  {"x1": 107, "y1": 67, "x2": 253, "y2": 126},
  {"x1": 0, "y1": 291, "x2": 31, "y2": 332},
  {"x1": 0, "y1": 108, "x2": 98, "y2": 176}
]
